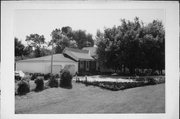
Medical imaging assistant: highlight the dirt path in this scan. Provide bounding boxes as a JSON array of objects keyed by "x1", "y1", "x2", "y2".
[{"x1": 15, "y1": 82, "x2": 165, "y2": 114}]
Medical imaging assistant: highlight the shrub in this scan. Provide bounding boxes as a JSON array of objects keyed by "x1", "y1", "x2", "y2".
[
  {"x1": 30, "y1": 73, "x2": 45, "y2": 80},
  {"x1": 152, "y1": 71, "x2": 159, "y2": 75},
  {"x1": 44, "y1": 73, "x2": 51, "y2": 80},
  {"x1": 60, "y1": 70, "x2": 72, "y2": 89},
  {"x1": 15, "y1": 76, "x2": 21, "y2": 81},
  {"x1": 144, "y1": 69, "x2": 152, "y2": 76},
  {"x1": 48, "y1": 75, "x2": 59, "y2": 88},
  {"x1": 31, "y1": 74, "x2": 37, "y2": 80},
  {"x1": 54, "y1": 74, "x2": 60, "y2": 78},
  {"x1": 63, "y1": 65, "x2": 76, "y2": 76},
  {"x1": 135, "y1": 77, "x2": 146, "y2": 82},
  {"x1": 146, "y1": 77, "x2": 157, "y2": 85},
  {"x1": 17, "y1": 80, "x2": 30, "y2": 95},
  {"x1": 34, "y1": 76, "x2": 44, "y2": 91}
]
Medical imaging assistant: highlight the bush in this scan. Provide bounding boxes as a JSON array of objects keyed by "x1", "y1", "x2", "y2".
[
  {"x1": 146, "y1": 77, "x2": 157, "y2": 85},
  {"x1": 30, "y1": 73, "x2": 45, "y2": 80},
  {"x1": 60, "y1": 70, "x2": 72, "y2": 89},
  {"x1": 31, "y1": 74, "x2": 37, "y2": 80},
  {"x1": 17, "y1": 80, "x2": 30, "y2": 95},
  {"x1": 34, "y1": 76, "x2": 44, "y2": 91},
  {"x1": 152, "y1": 71, "x2": 159, "y2": 75},
  {"x1": 63, "y1": 65, "x2": 76, "y2": 76},
  {"x1": 144, "y1": 69, "x2": 152, "y2": 76},
  {"x1": 44, "y1": 73, "x2": 51, "y2": 80},
  {"x1": 48, "y1": 75, "x2": 59, "y2": 88},
  {"x1": 54, "y1": 74, "x2": 60, "y2": 78},
  {"x1": 15, "y1": 76, "x2": 21, "y2": 81}
]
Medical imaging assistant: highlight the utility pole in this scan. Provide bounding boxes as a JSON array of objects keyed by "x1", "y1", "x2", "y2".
[{"x1": 50, "y1": 42, "x2": 54, "y2": 74}]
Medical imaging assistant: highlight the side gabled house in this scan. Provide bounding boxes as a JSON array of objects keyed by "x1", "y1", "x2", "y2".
[
  {"x1": 63, "y1": 47, "x2": 98, "y2": 75},
  {"x1": 82, "y1": 47, "x2": 114, "y2": 73},
  {"x1": 16, "y1": 47, "x2": 99, "y2": 75},
  {"x1": 16, "y1": 54, "x2": 78, "y2": 74}
]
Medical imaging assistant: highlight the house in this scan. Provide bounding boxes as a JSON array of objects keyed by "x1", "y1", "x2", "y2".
[
  {"x1": 15, "y1": 47, "x2": 99, "y2": 75},
  {"x1": 16, "y1": 53, "x2": 78, "y2": 74},
  {"x1": 63, "y1": 47, "x2": 97, "y2": 75},
  {"x1": 82, "y1": 47, "x2": 114, "y2": 73}
]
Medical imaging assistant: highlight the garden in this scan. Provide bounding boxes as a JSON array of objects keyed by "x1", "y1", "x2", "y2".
[
  {"x1": 15, "y1": 69, "x2": 73, "y2": 96},
  {"x1": 15, "y1": 74, "x2": 165, "y2": 114},
  {"x1": 15, "y1": 69, "x2": 165, "y2": 114},
  {"x1": 75, "y1": 75, "x2": 165, "y2": 91},
  {"x1": 15, "y1": 69, "x2": 165, "y2": 96}
]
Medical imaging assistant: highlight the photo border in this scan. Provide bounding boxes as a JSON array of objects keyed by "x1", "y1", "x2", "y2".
[{"x1": 1, "y1": 1, "x2": 179, "y2": 119}]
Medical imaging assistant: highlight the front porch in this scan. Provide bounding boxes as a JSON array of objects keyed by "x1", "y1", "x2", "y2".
[{"x1": 78, "y1": 60, "x2": 98, "y2": 75}]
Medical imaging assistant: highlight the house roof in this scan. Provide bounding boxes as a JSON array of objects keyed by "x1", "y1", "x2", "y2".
[
  {"x1": 16, "y1": 54, "x2": 76, "y2": 63},
  {"x1": 82, "y1": 47, "x2": 97, "y2": 57},
  {"x1": 63, "y1": 47, "x2": 94, "y2": 61}
]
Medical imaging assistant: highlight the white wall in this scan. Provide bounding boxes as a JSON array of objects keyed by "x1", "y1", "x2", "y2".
[
  {"x1": 53, "y1": 62, "x2": 78, "y2": 74},
  {"x1": 16, "y1": 61, "x2": 78, "y2": 74},
  {"x1": 16, "y1": 62, "x2": 50, "y2": 74}
]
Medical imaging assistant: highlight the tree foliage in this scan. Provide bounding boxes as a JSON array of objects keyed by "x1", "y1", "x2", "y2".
[
  {"x1": 96, "y1": 17, "x2": 165, "y2": 75},
  {"x1": 25, "y1": 34, "x2": 46, "y2": 57},
  {"x1": 50, "y1": 28, "x2": 77, "y2": 53},
  {"x1": 15, "y1": 37, "x2": 31, "y2": 59},
  {"x1": 50, "y1": 27, "x2": 94, "y2": 53},
  {"x1": 15, "y1": 37, "x2": 25, "y2": 57},
  {"x1": 72, "y1": 30, "x2": 94, "y2": 49}
]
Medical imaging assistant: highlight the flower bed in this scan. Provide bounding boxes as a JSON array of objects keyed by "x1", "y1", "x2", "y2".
[{"x1": 75, "y1": 76, "x2": 165, "y2": 91}]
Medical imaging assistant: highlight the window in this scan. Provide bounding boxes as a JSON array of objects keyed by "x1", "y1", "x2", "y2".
[
  {"x1": 86, "y1": 61, "x2": 89, "y2": 71},
  {"x1": 80, "y1": 61, "x2": 84, "y2": 69}
]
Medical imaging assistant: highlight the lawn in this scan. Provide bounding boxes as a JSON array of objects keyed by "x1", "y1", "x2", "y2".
[{"x1": 15, "y1": 81, "x2": 165, "y2": 114}]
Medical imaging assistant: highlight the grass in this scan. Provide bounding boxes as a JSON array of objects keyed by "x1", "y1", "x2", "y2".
[{"x1": 15, "y1": 81, "x2": 165, "y2": 114}]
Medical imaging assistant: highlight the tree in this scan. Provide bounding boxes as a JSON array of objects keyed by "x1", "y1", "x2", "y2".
[
  {"x1": 15, "y1": 37, "x2": 32, "y2": 59},
  {"x1": 50, "y1": 28, "x2": 78, "y2": 53},
  {"x1": 96, "y1": 18, "x2": 143, "y2": 74},
  {"x1": 61, "y1": 26, "x2": 73, "y2": 38},
  {"x1": 25, "y1": 34, "x2": 46, "y2": 57},
  {"x1": 23, "y1": 45, "x2": 33, "y2": 57},
  {"x1": 15, "y1": 37, "x2": 25, "y2": 58},
  {"x1": 96, "y1": 17, "x2": 165, "y2": 75},
  {"x1": 142, "y1": 20, "x2": 165, "y2": 74},
  {"x1": 51, "y1": 26, "x2": 94, "y2": 53},
  {"x1": 72, "y1": 30, "x2": 94, "y2": 49}
]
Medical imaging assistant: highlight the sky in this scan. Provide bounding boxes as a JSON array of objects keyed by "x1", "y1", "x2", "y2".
[{"x1": 14, "y1": 9, "x2": 165, "y2": 45}]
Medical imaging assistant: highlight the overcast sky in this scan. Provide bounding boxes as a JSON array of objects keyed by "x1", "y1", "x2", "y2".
[{"x1": 14, "y1": 9, "x2": 165, "y2": 45}]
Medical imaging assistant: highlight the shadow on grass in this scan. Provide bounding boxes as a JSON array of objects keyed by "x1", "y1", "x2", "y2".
[{"x1": 60, "y1": 85, "x2": 73, "y2": 89}]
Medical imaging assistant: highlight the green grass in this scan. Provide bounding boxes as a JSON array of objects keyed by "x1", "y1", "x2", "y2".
[{"x1": 15, "y1": 81, "x2": 165, "y2": 114}]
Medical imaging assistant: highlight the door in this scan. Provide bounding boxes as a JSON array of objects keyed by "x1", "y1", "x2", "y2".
[{"x1": 86, "y1": 61, "x2": 89, "y2": 71}]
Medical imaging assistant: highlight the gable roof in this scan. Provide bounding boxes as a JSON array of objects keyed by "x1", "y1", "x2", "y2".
[
  {"x1": 16, "y1": 54, "x2": 76, "y2": 63},
  {"x1": 63, "y1": 47, "x2": 94, "y2": 61}
]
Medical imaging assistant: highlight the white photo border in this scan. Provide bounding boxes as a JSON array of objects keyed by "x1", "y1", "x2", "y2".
[{"x1": 1, "y1": 1, "x2": 179, "y2": 119}]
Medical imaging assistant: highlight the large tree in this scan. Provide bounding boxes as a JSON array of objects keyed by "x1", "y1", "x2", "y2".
[
  {"x1": 25, "y1": 34, "x2": 46, "y2": 57},
  {"x1": 50, "y1": 27, "x2": 94, "y2": 53},
  {"x1": 15, "y1": 37, "x2": 25, "y2": 58},
  {"x1": 142, "y1": 20, "x2": 165, "y2": 73},
  {"x1": 15, "y1": 37, "x2": 32, "y2": 59},
  {"x1": 50, "y1": 28, "x2": 77, "y2": 53},
  {"x1": 72, "y1": 30, "x2": 94, "y2": 49},
  {"x1": 96, "y1": 17, "x2": 165, "y2": 75}
]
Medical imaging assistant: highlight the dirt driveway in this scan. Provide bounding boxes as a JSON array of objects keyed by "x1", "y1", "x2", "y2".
[{"x1": 15, "y1": 82, "x2": 165, "y2": 114}]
